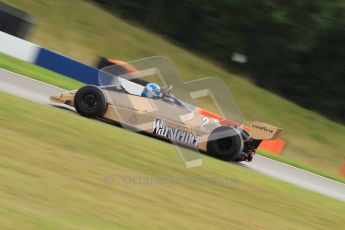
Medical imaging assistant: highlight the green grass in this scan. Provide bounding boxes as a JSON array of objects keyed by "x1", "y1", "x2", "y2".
[
  {"x1": 1, "y1": 0, "x2": 345, "y2": 178},
  {"x1": 0, "y1": 53, "x2": 83, "y2": 90},
  {"x1": 0, "y1": 91, "x2": 344, "y2": 229}
]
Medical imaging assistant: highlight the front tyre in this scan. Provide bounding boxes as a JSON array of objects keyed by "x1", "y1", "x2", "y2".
[
  {"x1": 207, "y1": 126, "x2": 244, "y2": 161},
  {"x1": 74, "y1": 85, "x2": 107, "y2": 118}
]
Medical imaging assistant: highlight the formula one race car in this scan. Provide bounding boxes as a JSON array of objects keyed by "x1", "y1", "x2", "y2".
[{"x1": 50, "y1": 57, "x2": 282, "y2": 162}]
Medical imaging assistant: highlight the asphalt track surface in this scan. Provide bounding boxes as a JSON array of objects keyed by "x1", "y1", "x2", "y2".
[{"x1": 1, "y1": 68, "x2": 344, "y2": 201}]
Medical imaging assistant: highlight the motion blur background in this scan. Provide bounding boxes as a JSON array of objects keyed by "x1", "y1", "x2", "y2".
[{"x1": 95, "y1": 0, "x2": 345, "y2": 123}]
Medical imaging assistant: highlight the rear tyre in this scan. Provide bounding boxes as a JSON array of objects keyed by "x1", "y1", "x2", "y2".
[
  {"x1": 207, "y1": 126, "x2": 244, "y2": 161},
  {"x1": 74, "y1": 85, "x2": 107, "y2": 118}
]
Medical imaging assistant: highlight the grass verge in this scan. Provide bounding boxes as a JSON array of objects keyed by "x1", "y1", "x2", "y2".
[
  {"x1": 0, "y1": 52, "x2": 83, "y2": 90},
  {"x1": 0, "y1": 91, "x2": 344, "y2": 229}
]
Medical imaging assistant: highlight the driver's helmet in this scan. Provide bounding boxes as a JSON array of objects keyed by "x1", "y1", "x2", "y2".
[{"x1": 141, "y1": 83, "x2": 161, "y2": 98}]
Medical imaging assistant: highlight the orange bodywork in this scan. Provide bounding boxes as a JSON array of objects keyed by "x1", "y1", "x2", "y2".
[
  {"x1": 108, "y1": 59, "x2": 140, "y2": 77},
  {"x1": 340, "y1": 160, "x2": 345, "y2": 177},
  {"x1": 196, "y1": 107, "x2": 285, "y2": 154},
  {"x1": 258, "y1": 139, "x2": 285, "y2": 154}
]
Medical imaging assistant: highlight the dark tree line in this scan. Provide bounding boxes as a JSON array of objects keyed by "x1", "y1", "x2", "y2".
[{"x1": 93, "y1": 0, "x2": 345, "y2": 123}]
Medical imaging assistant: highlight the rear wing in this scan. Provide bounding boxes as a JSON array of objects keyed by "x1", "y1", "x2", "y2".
[{"x1": 249, "y1": 121, "x2": 282, "y2": 140}]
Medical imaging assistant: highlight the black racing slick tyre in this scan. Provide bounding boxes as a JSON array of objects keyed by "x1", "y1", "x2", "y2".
[
  {"x1": 207, "y1": 126, "x2": 244, "y2": 161},
  {"x1": 74, "y1": 85, "x2": 107, "y2": 118}
]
